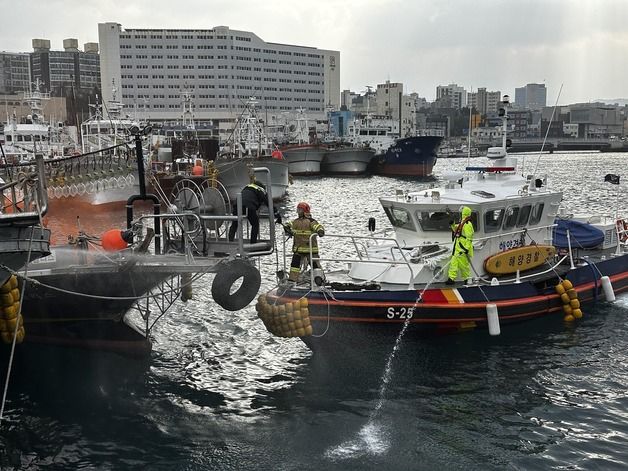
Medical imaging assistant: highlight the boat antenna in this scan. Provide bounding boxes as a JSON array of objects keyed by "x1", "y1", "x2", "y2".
[
  {"x1": 466, "y1": 87, "x2": 473, "y2": 168},
  {"x1": 531, "y1": 83, "x2": 563, "y2": 177}
]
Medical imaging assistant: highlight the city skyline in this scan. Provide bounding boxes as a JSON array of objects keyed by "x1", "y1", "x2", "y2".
[{"x1": 2, "y1": 0, "x2": 627, "y2": 105}]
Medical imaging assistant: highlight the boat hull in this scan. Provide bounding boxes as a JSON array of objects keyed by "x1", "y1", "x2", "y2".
[
  {"x1": 266, "y1": 254, "x2": 628, "y2": 351},
  {"x1": 216, "y1": 157, "x2": 289, "y2": 201},
  {"x1": 321, "y1": 147, "x2": 375, "y2": 175},
  {"x1": 372, "y1": 136, "x2": 442, "y2": 177},
  {"x1": 16, "y1": 249, "x2": 177, "y2": 356},
  {"x1": 280, "y1": 145, "x2": 326, "y2": 176}
]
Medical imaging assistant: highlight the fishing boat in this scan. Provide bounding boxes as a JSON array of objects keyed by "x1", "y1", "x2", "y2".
[
  {"x1": 278, "y1": 109, "x2": 327, "y2": 176},
  {"x1": 216, "y1": 97, "x2": 289, "y2": 200},
  {"x1": 258, "y1": 96, "x2": 628, "y2": 352},
  {"x1": 2, "y1": 129, "x2": 279, "y2": 357},
  {"x1": 346, "y1": 114, "x2": 441, "y2": 177},
  {"x1": 321, "y1": 143, "x2": 375, "y2": 176},
  {"x1": 1, "y1": 81, "x2": 77, "y2": 162}
]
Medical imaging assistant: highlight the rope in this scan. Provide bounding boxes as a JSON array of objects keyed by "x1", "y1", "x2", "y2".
[{"x1": 0, "y1": 263, "x2": 210, "y2": 302}]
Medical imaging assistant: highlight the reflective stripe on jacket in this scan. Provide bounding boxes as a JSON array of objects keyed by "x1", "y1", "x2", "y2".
[{"x1": 286, "y1": 216, "x2": 324, "y2": 253}]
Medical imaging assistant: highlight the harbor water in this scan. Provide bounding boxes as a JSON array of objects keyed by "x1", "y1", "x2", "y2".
[{"x1": 1, "y1": 152, "x2": 628, "y2": 470}]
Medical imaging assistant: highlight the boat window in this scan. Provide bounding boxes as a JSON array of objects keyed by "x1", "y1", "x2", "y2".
[
  {"x1": 383, "y1": 206, "x2": 416, "y2": 231},
  {"x1": 484, "y1": 208, "x2": 504, "y2": 233},
  {"x1": 529, "y1": 202, "x2": 544, "y2": 225},
  {"x1": 419, "y1": 211, "x2": 480, "y2": 232},
  {"x1": 503, "y1": 206, "x2": 520, "y2": 230},
  {"x1": 418, "y1": 211, "x2": 455, "y2": 231},
  {"x1": 23, "y1": 135, "x2": 32, "y2": 142},
  {"x1": 5, "y1": 136, "x2": 11, "y2": 142},
  {"x1": 517, "y1": 205, "x2": 532, "y2": 227}
]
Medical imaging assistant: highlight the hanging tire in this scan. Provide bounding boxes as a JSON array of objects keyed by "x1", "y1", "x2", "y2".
[{"x1": 212, "y1": 259, "x2": 261, "y2": 311}]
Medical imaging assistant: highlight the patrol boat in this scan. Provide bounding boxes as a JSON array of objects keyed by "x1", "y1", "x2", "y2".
[{"x1": 259, "y1": 96, "x2": 628, "y2": 351}]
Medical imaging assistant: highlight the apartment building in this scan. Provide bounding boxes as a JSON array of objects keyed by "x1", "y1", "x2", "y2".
[
  {"x1": 98, "y1": 22, "x2": 340, "y2": 122},
  {"x1": 30, "y1": 39, "x2": 100, "y2": 96},
  {"x1": 436, "y1": 83, "x2": 467, "y2": 109}
]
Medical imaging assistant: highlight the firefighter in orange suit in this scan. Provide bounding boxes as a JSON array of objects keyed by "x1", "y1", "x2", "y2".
[{"x1": 283, "y1": 202, "x2": 325, "y2": 282}]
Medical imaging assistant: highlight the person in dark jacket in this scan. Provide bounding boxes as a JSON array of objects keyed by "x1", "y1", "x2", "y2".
[{"x1": 228, "y1": 180, "x2": 267, "y2": 244}]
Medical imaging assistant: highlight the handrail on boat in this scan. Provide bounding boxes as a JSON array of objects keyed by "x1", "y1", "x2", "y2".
[{"x1": 307, "y1": 233, "x2": 416, "y2": 290}]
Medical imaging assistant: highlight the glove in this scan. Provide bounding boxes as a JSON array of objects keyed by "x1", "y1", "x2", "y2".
[
  {"x1": 317, "y1": 230, "x2": 324, "y2": 237},
  {"x1": 283, "y1": 224, "x2": 293, "y2": 237},
  {"x1": 274, "y1": 212, "x2": 282, "y2": 224}
]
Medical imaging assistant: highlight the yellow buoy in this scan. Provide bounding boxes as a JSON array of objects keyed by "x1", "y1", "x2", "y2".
[
  {"x1": 285, "y1": 302, "x2": 293, "y2": 312},
  {"x1": 555, "y1": 284, "x2": 566, "y2": 295},
  {"x1": 296, "y1": 327, "x2": 306, "y2": 337},
  {"x1": 569, "y1": 299, "x2": 580, "y2": 309},
  {"x1": 560, "y1": 293, "x2": 570, "y2": 304},
  {"x1": 572, "y1": 309, "x2": 583, "y2": 319},
  {"x1": 9, "y1": 275, "x2": 17, "y2": 290},
  {"x1": 3, "y1": 303, "x2": 19, "y2": 319},
  {"x1": 10, "y1": 288, "x2": 20, "y2": 303},
  {"x1": 6, "y1": 314, "x2": 22, "y2": 332},
  {"x1": 562, "y1": 279, "x2": 573, "y2": 290},
  {"x1": 0, "y1": 293, "x2": 13, "y2": 306},
  {"x1": 567, "y1": 289, "x2": 578, "y2": 300},
  {"x1": 563, "y1": 304, "x2": 573, "y2": 315},
  {"x1": 16, "y1": 326, "x2": 25, "y2": 343},
  {"x1": 299, "y1": 297, "x2": 308, "y2": 308},
  {"x1": 304, "y1": 325, "x2": 313, "y2": 336},
  {"x1": 1, "y1": 331, "x2": 11, "y2": 344},
  {"x1": 564, "y1": 314, "x2": 575, "y2": 322}
]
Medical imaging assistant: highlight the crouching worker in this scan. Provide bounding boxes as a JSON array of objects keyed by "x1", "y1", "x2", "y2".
[
  {"x1": 228, "y1": 180, "x2": 267, "y2": 244},
  {"x1": 446, "y1": 206, "x2": 474, "y2": 285},
  {"x1": 283, "y1": 202, "x2": 324, "y2": 282}
]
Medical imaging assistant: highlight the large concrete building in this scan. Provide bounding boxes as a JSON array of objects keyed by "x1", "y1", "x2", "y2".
[
  {"x1": 30, "y1": 39, "x2": 101, "y2": 96},
  {"x1": 98, "y1": 22, "x2": 340, "y2": 122},
  {"x1": 515, "y1": 83, "x2": 546, "y2": 110},
  {"x1": 468, "y1": 87, "x2": 501, "y2": 115},
  {"x1": 436, "y1": 83, "x2": 467, "y2": 109},
  {"x1": 0, "y1": 52, "x2": 31, "y2": 95}
]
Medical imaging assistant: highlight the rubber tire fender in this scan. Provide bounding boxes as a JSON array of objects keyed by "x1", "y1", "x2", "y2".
[{"x1": 212, "y1": 259, "x2": 261, "y2": 311}]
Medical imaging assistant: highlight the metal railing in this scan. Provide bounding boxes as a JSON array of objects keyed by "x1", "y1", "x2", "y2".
[{"x1": 301, "y1": 233, "x2": 417, "y2": 289}]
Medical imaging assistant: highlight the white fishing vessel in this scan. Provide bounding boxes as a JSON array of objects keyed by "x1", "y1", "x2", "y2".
[
  {"x1": 217, "y1": 97, "x2": 289, "y2": 200},
  {"x1": 278, "y1": 108, "x2": 326, "y2": 176}
]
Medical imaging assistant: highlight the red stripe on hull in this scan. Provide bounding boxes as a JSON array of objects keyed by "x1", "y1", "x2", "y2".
[{"x1": 377, "y1": 163, "x2": 434, "y2": 177}]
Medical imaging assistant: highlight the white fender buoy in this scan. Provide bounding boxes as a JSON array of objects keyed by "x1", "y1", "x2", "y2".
[
  {"x1": 600, "y1": 276, "x2": 616, "y2": 302},
  {"x1": 486, "y1": 303, "x2": 501, "y2": 336}
]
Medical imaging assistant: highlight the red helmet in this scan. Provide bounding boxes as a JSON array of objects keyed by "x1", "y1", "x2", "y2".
[{"x1": 297, "y1": 202, "x2": 310, "y2": 213}]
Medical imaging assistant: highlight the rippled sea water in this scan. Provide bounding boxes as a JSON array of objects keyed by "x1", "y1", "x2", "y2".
[{"x1": 1, "y1": 152, "x2": 628, "y2": 470}]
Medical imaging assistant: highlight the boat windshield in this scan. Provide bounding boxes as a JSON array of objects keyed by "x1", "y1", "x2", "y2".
[{"x1": 383, "y1": 206, "x2": 416, "y2": 231}]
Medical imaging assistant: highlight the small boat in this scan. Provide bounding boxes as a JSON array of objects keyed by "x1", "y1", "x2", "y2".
[
  {"x1": 257, "y1": 95, "x2": 628, "y2": 352},
  {"x1": 321, "y1": 143, "x2": 375, "y2": 176}
]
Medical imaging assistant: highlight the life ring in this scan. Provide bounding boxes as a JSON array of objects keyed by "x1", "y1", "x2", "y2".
[
  {"x1": 616, "y1": 219, "x2": 628, "y2": 243},
  {"x1": 212, "y1": 259, "x2": 261, "y2": 311}
]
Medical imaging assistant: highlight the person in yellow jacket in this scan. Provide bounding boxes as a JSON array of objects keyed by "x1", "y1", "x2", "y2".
[
  {"x1": 446, "y1": 206, "x2": 474, "y2": 285},
  {"x1": 283, "y1": 202, "x2": 325, "y2": 282}
]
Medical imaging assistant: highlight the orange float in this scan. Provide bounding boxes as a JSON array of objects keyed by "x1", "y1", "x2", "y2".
[{"x1": 102, "y1": 229, "x2": 128, "y2": 251}]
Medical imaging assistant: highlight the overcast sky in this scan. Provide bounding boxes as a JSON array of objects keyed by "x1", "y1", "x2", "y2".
[{"x1": 3, "y1": 0, "x2": 627, "y2": 105}]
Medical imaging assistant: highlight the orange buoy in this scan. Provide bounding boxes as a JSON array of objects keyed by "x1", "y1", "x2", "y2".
[
  {"x1": 271, "y1": 150, "x2": 284, "y2": 160},
  {"x1": 102, "y1": 229, "x2": 128, "y2": 251},
  {"x1": 192, "y1": 165, "x2": 204, "y2": 176}
]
